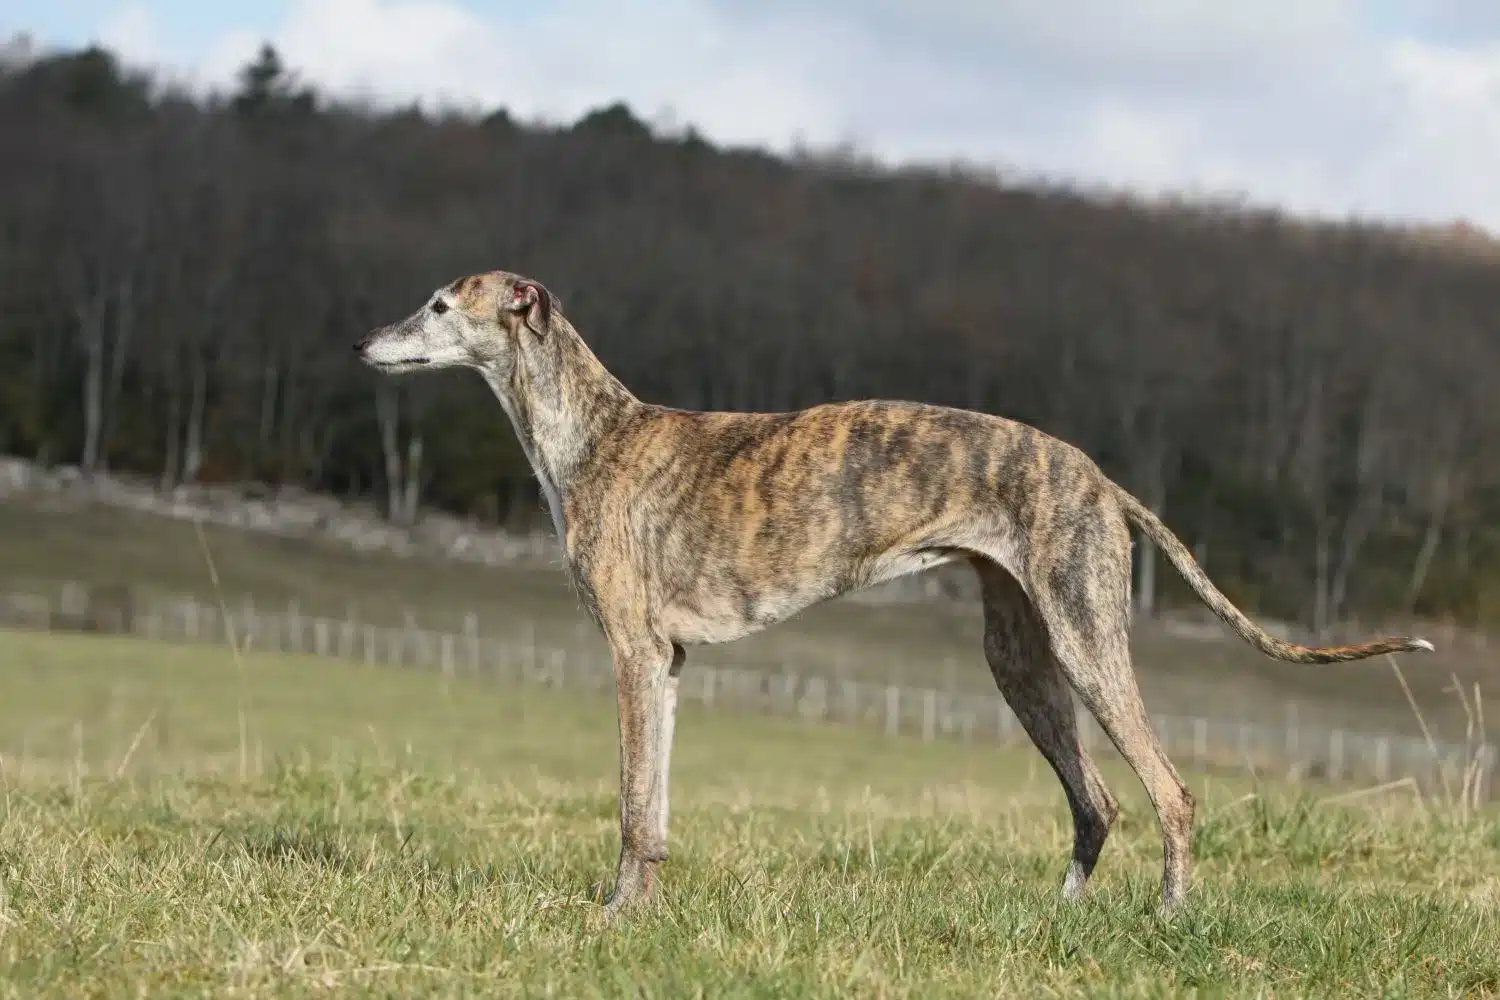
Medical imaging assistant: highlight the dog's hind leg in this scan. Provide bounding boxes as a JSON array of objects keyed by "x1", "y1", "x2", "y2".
[
  {"x1": 1024, "y1": 513, "x2": 1197, "y2": 912},
  {"x1": 974, "y1": 558, "x2": 1119, "y2": 900}
]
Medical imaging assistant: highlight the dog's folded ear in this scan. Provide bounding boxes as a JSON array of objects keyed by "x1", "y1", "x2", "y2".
[{"x1": 506, "y1": 279, "x2": 556, "y2": 336}]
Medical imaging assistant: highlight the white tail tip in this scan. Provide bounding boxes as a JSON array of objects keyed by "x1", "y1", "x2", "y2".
[{"x1": 1412, "y1": 638, "x2": 1435, "y2": 652}]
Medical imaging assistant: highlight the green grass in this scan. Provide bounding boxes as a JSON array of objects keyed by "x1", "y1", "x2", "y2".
[
  {"x1": 1, "y1": 496, "x2": 1494, "y2": 742},
  {"x1": 1, "y1": 628, "x2": 1497, "y2": 997}
]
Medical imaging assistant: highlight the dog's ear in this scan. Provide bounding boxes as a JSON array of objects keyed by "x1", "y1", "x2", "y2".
[{"x1": 506, "y1": 279, "x2": 555, "y2": 336}]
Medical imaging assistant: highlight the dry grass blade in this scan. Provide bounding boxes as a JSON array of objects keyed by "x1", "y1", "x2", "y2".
[
  {"x1": 1318, "y1": 777, "x2": 1426, "y2": 812},
  {"x1": 192, "y1": 516, "x2": 251, "y2": 781},
  {"x1": 111, "y1": 711, "x2": 157, "y2": 780},
  {"x1": 1457, "y1": 679, "x2": 1492, "y2": 816},
  {"x1": 1385, "y1": 653, "x2": 1453, "y2": 808}
]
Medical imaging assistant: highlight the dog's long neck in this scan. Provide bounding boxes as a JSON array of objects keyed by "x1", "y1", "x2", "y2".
[{"x1": 477, "y1": 318, "x2": 639, "y2": 547}]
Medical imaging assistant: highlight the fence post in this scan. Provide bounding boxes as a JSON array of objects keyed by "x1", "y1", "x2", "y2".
[
  {"x1": 464, "y1": 613, "x2": 481, "y2": 673},
  {"x1": 491, "y1": 636, "x2": 512, "y2": 682},
  {"x1": 522, "y1": 618, "x2": 537, "y2": 677},
  {"x1": 363, "y1": 625, "x2": 376, "y2": 666},
  {"x1": 402, "y1": 611, "x2": 417, "y2": 667},
  {"x1": 338, "y1": 612, "x2": 355, "y2": 660},
  {"x1": 61, "y1": 581, "x2": 85, "y2": 616},
  {"x1": 242, "y1": 596, "x2": 257, "y2": 651},
  {"x1": 1194, "y1": 717, "x2": 1209, "y2": 766},
  {"x1": 922, "y1": 689, "x2": 936, "y2": 742},
  {"x1": 185, "y1": 600, "x2": 200, "y2": 642},
  {"x1": 314, "y1": 619, "x2": 329, "y2": 658},
  {"x1": 441, "y1": 633, "x2": 455, "y2": 681},
  {"x1": 703, "y1": 666, "x2": 716, "y2": 709},
  {"x1": 884, "y1": 686, "x2": 900, "y2": 737},
  {"x1": 288, "y1": 600, "x2": 302, "y2": 653},
  {"x1": 1374, "y1": 736, "x2": 1390, "y2": 783}
]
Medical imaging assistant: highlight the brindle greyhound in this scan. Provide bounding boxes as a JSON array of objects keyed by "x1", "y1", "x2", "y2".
[{"x1": 355, "y1": 269, "x2": 1434, "y2": 917}]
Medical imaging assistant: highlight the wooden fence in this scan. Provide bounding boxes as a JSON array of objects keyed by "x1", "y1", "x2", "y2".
[{"x1": 2, "y1": 583, "x2": 1493, "y2": 803}]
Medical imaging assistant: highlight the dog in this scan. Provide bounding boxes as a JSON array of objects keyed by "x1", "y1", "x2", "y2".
[{"x1": 356, "y1": 269, "x2": 1433, "y2": 916}]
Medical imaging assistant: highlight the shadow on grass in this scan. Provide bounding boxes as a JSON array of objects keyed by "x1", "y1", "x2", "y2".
[{"x1": 239, "y1": 827, "x2": 364, "y2": 874}]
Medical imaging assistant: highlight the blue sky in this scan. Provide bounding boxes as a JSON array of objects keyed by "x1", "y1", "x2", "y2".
[
  {"x1": 12, "y1": 0, "x2": 282, "y2": 61},
  {"x1": 6, "y1": 1, "x2": 1499, "y2": 231}
]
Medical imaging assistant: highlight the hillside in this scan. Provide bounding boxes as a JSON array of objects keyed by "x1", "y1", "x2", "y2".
[{"x1": 1, "y1": 42, "x2": 1498, "y2": 635}]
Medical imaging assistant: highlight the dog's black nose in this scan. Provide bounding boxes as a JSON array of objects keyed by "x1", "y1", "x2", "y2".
[{"x1": 352, "y1": 338, "x2": 369, "y2": 353}]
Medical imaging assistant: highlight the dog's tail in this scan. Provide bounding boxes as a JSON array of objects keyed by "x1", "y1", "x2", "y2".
[{"x1": 1109, "y1": 481, "x2": 1434, "y2": 663}]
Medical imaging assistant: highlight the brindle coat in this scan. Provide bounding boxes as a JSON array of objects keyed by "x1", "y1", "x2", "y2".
[{"x1": 356, "y1": 270, "x2": 1434, "y2": 916}]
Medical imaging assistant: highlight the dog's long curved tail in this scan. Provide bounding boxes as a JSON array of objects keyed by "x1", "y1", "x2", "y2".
[{"x1": 1110, "y1": 481, "x2": 1434, "y2": 663}]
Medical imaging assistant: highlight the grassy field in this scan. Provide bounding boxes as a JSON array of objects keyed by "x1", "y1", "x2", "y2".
[
  {"x1": 0, "y1": 627, "x2": 1498, "y2": 997},
  {"x1": 1, "y1": 496, "x2": 1494, "y2": 743}
]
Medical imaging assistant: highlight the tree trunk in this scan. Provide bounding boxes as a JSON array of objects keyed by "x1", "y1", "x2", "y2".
[
  {"x1": 1135, "y1": 468, "x2": 1164, "y2": 618},
  {"x1": 100, "y1": 276, "x2": 137, "y2": 469},
  {"x1": 401, "y1": 432, "x2": 423, "y2": 526},
  {"x1": 1454, "y1": 522, "x2": 1472, "y2": 576},
  {"x1": 1192, "y1": 483, "x2": 1216, "y2": 568},
  {"x1": 375, "y1": 384, "x2": 404, "y2": 524},
  {"x1": 1327, "y1": 390, "x2": 1389, "y2": 626},
  {"x1": 183, "y1": 354, "x2": 207, "y2": 483},
  {"x1": 161, "y1": 382, "x2": 181, "y2": 493},
  {"x1": 1127, "y1": 406, "x2": 1174, "y2": 619},
  {"x1": 1328, "y1": 493, "x2": 1382, "y2": 627},
  {"x1": 1403, "y1": 470, "x2": 1451, "y2": 613},
  {"x1": 28, "y1": 326, "x2": 59, "y2": 465},
  {"x1": 1312, "y1": 515, "x2": 1332, "y2": 637},
  {"x1": 76, "y1": 298, "x2": 107, "y2": 475},
  {"x1": 258, "y1": 362, "x2": 279, "y2": 453},
  {"x1": 273, "y1": 355, "x2": 306, "y2": 484}
]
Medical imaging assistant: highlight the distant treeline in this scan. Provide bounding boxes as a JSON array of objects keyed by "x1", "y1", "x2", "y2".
[{"x1": 1, "y1": 42, "x2": 1497, "y2": 630}]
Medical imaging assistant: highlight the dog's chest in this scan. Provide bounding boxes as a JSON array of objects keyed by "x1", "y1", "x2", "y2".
[{"x1": 655, "y1": 573, "x2": 835, "y2": 646}]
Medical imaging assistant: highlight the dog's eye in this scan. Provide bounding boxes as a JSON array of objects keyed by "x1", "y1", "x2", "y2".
[{"x1": 431, "y1": 299, "x2": 449, "y2": 315}]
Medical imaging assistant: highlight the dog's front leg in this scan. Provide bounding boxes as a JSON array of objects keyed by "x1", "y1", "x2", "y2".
[{"x1": 602, "y1": 632, "x2": 677, "y2": 917}]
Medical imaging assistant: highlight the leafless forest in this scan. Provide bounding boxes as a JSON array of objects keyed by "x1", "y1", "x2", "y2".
[{"x1": 2, "y1": 42, "x2": 1497, "y2": 634}]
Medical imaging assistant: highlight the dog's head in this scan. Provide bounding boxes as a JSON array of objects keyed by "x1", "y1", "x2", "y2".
[{"x1": 355, "y1": 270, "x2": 559, "y2": 376}]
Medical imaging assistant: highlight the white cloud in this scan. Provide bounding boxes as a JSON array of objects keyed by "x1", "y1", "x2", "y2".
[
  {"x1": 192, "y1": 0, "x2": 844, "y2": 147},
  {"x1": 97, "y1": 0, "x2": 1500, "y2": 231},
  {"x1": 1371, "y1": 40, "x2": 1500, "y2": 222},
  {"x1": 98, "y1": 4, "x2": 166, "y2": 65}
]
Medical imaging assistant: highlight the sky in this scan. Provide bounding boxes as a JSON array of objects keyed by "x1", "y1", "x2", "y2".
[{"x1": 5, "y1": 0, "x2": 1499, "y2": 231}]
